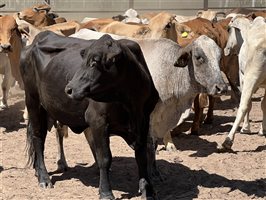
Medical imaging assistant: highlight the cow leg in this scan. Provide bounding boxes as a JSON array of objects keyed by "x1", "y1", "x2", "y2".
[
  {"x1": 134, "y1": 115, "x2": 155, "y2": 199},
  {"x1": 191, "y1": 94, "x2": 204, "y2": 135},
  {"x1": 0, "y1": 69, "x2": 15, "y2": 109},
  {"x1": 240, "y1": 101, "x2": 252, "y2": 134},
  {"x1": 258, "y1": 92, "x2": 266, "y2": 136},
  {"x1": 83, "y1": 128, "x2": 97, "y2": 163},
  {"x1": 26, "y1": 101, "x2": 52, "y2": 188},
  {"x1": 163, "y1": 131, "x2": 176, "y2": 151},
  {"x1": 85, "y1": 121, "x2": 114, "y2": 200},
  {"x1": 147, "y1": 136, "x2": 163, "y2": 182},
  {"x1": 55, "y1": 122, "x2": 68, "y2": 172},
  {"x1": 204, "y1": 95, "x2": 215, "y2": 124},
  {"x1": 220, "y1": 79, "x2": 258, "y2": 151}
]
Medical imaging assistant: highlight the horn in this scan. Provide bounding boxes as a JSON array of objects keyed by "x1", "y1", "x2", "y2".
[
  {"x1": 0, "y1": 4, "x2": 5, "y2": 8},
  {"x1": 215, "y1": 11, "x2": 226, "y2": 17},
  {"x1": 33, "y1": 6, "x2": 51, "y2": 12},
  {"x1": 43, "y1": 1, "x2": 49, "y2": 5},
  {"x1": 197, "y1": 11, "x2": 203, "y2": 17}
]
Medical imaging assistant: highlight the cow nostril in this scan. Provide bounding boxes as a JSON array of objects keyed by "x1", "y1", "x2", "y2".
[
  {"x1": 215, "y1": 85, "x2": 227, "y2": 94},
  {"x1": 65, "y1": 86, "x2": 73, "y2": 96},
  {"x1": 216, "y1": 85, "x2": 222, "y2": 93}
]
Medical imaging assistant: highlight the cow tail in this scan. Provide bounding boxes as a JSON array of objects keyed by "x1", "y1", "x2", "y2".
[{"x1": 25, "y1": 121, "x2": 35, "y2": 168}]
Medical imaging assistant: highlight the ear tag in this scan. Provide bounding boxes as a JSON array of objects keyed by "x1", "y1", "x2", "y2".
[{"x1": 181, "y1": 31, "x2": 188, "y2": 38}]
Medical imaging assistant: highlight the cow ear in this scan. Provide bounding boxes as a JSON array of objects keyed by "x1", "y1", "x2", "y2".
[
  {"x1": 80, "y1": 49, "x2": 86, "y2": 58},
  {"x1": 174, "y1": 44, "x2": 192, "y2": 67},
  {"x1": 174, "y1": 52, "x2": 190, "y2": 67}
]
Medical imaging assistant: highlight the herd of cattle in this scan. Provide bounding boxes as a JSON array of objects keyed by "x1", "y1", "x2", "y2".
[{"x1": 0, "y1": 2, "x2": 265, "y2": 199}]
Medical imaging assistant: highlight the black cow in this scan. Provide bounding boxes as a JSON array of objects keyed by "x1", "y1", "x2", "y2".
[{"x1": 20, "y1": 31, "x2": 159, "y2": 200}]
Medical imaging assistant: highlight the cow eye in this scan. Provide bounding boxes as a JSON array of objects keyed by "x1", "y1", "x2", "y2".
[
  {"x1": 195, "y1": 55, "x2": 204, "y2": 64},
  {"x1": 89, "y1": 61, "x2": 97, "y2": 67},
  {"x1": 93, "y1": 55, "x2": 101, "y2": 62}
]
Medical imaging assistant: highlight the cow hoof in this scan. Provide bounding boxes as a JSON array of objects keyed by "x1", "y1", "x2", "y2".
[
  {"x1": 39, "y1": 182, "x2": 54, "y2": 188},
  {"x1": 258, "y1": 129, "x2": 266, "y2": 136},
  {"x1": 99, "y1": 192, "x2": 115, "y2": 200},
  {"x1": 0, "y1": 102, "x2": 8, "y2": 109},
  {"x1": 240, "y1": 128, "x2": 251, "y2": 134},
  {"x1": 217, "y1": 138, "x2": 233, "y2": 153},
  {"x1": 139, "y1": 178, "x2": 155, "y2": 200},
  {"x1": 165, "y1": 143, "x2": 177, "y2": 151}
]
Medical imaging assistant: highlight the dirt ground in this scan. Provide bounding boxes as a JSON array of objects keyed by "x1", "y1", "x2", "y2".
[{"x1": 0, "y1": 85, "x2": 265, "y2": 200}]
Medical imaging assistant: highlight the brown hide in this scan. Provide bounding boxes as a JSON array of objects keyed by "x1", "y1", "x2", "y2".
[
  {"x1": 17, "y1": 4, "x2": 56, "y2": 28},
  {"x1": 0, "y1": 15, "x2": 23, "y2": 88}
]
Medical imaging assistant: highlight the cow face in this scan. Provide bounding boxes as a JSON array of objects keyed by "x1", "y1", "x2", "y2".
[
  {"x1": 224, "y1": 26, "x2": 242, "y2": 56},
  {"x1": 0, "y1": 15, "x2": 19, "y2": 53},
  {"x1": 65, "y1": 35, "x2": 125, "y2": 101},
  {"x1": 175, "y1": 35, "x2": 227, "y2": 96},
  {"x1": 17, "y1": 4, "x2": 54, "y2": 27},
  {"x1": 149, "y1": 12, "x2": 178, "y2": 42}
]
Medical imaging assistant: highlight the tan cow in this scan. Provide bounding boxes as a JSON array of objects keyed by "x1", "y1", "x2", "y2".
[
  {"x1": 80, "y1": 18, "x2": 115, "y2": 30},
  {"x1": 17, "y1": 3, "x2": 66, "y2": 28},
  {"x1": 0, "y1": 15, "x2": 23, "y2": 89},
  {"x1": 99, "y1": 12, "x2": 177, "y2": 41},
  {"x1": 17, "y1": 19, "x2": 82, "y2": 45}
]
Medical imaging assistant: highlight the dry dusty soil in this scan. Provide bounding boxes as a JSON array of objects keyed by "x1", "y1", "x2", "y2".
[{"x1": 1, "y1": 86, "x2": 266, "y2": 200}]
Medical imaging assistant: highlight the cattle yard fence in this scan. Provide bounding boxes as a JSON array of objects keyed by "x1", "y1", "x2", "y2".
[{"x1": 0, "y1": 0, "x2": 265, "y2": 21}]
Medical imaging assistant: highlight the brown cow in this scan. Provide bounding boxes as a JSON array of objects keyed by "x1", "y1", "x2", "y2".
[
  {"x1": 17, "y1": 3, "x2": 66, "y2": 28},
  {"x1": 176, "y1": 17, "x2": 240, "y2": 135},
  {"x1": 0, "y1": 15, "x2": 23, "y2": 89},
  {"x1": 99, "y1": 12, "x2": 177, "y2": 41}
]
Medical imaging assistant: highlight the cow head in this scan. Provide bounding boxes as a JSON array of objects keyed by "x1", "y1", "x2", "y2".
[
  {"x1": 17, "y1": 4, "x2": 55, "y2": 28},
  {"x1": 148, "y1": 12, "x2": 178, "y2": 42},
  {"x1": 175, "y1": 35, "x2": 227, "y2": 96},
  {"x1": 65, "y1": 35, "x2": 125, "y2": 101},
  {"x1": 224, "y1": 26, "x2": 243, "y2": 56},
  {"x1": 0, "y1": 15, "x2": 20, "y2": 53}
]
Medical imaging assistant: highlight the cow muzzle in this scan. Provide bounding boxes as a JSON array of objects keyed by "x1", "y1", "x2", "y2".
[
  {"x1": 0, "y1": 44, "x2": 12, "y2": 53},
  {"x1": 65, "y1": 85, "x2": 87, "y2": 101},
  {"x1": 210, "y1": 84, "x2": 228, "y2": 96}
]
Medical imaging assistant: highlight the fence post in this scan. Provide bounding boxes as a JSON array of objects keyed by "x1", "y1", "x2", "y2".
[
  {"x1": 203, "y1": 0, "x2": 208, "y2": 10},
  {"x1": 129, "y1": 0, "x2": 134, "y2": 8}
]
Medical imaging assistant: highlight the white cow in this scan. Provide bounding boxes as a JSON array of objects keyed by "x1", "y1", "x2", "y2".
[
  {"x1": 0, "y1": 53, "x2": 15, "y2": 109},
  {"x1": 220, "y1": 16, "x2": 266, "y2": 151}
]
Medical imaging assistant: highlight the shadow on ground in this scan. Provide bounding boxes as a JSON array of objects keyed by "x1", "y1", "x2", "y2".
[
  {"x1": 0, "y1": 101, "x2": 26, "y2": 133},
  {"x1": 50, "y1": 156, "x2": 266, "y2": 200}
]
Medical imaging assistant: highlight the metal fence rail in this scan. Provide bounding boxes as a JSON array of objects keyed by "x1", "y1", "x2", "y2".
[{"x1": 0, "y1": 0, "x2": 265, "y2": 20}]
